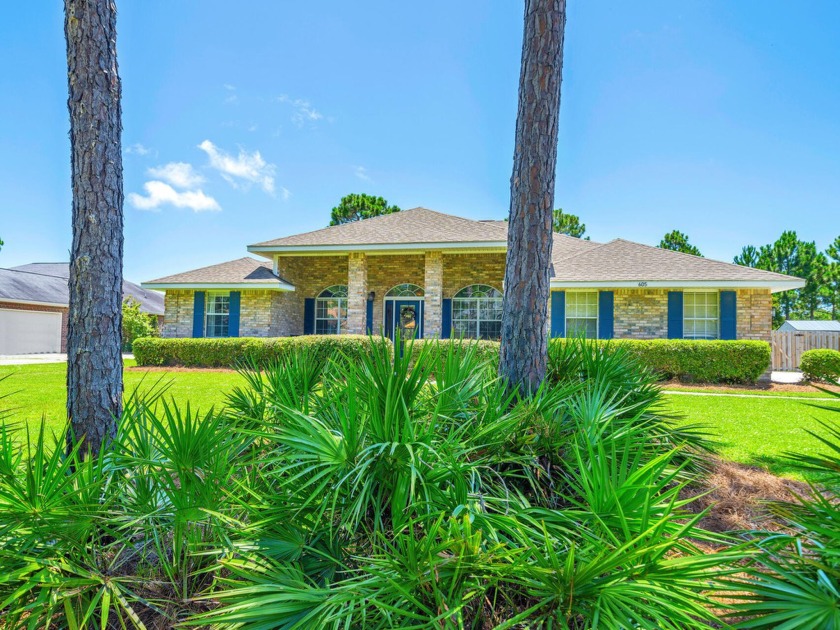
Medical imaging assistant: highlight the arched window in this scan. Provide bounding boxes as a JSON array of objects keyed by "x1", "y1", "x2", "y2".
[
  {"x1": 452, "y1": 284, "x2": 503, "y2": 340},
  {"x1": 386, "y1": 283, "x2": 425, "y2": 297},
  {"x1": 316, "y1": 285, "x2": 348, "y2": 334}
]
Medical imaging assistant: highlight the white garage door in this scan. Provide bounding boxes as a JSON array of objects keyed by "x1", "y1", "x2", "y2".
[{"x1": 0, "y1": 309, "x2": 63, "y2": 355}]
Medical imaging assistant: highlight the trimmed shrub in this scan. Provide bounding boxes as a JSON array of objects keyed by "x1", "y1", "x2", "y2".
[
  {"x1": 800, "y1": 348, "x2": 840, "y2": 382},
  {"x1": 410, "y1": 337, "x2": 771, "y2": 384},
  {"x1": 132, "y1": 335, "x2": 389, "y2": 368}
]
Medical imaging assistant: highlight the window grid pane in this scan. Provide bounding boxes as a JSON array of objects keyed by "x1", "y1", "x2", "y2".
[
  {"x1": 565, "y1": 292, "x2": 598, "y2": 338},
  {"x1": 451, "y1": 286, "x2": 503, "y2": 340},
  {"x1": 205, "y1": 293, "x2": 230, "y2": 338},
  {"x1": 315, "y1": 297, "x2": 347, "y2": 335},
  {"x1": 683, "y1": 292, "x2": 719, "y2": 340}
]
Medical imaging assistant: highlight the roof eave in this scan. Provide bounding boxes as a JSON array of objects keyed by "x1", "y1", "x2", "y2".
[
  {"x1": 549, "y1": 279, "x2": 806, "y2": 293},
  {"x1": 247, "y1": 241, "x2": 508, "y2": 256},
  {"x1": 141, "y1": 282, "x2": 295, "y2": 291}
]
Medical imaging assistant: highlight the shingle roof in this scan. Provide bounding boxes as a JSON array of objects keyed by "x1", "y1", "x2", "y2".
[
  {"x1": 1, "y1": 263, "x2": 165, "y2": 315},
  {"x1": 250, "y1": 207, "x2": 509, "y2": 248},
  {"x1": 150, "y1": 208, "x2": 803, "y2": 292},
  {"x1": 548, "y1": 238, "x2": 802, "y2": 288},
  {"x1": 781, "y1": 320, "x2": 840, "y2": 332},
  {"x1": 143, "y1": 257, "x2": 293, "y2": 289}
]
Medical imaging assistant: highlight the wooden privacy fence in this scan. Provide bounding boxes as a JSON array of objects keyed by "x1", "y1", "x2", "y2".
[{"x1": 771, "y1": 331, "x2": 840, "y2": 370}]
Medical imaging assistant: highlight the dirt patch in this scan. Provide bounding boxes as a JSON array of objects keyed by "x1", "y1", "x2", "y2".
[
  {"x1": 663, "y1": 380, "x2": 840, "y2": 395},
  {"x1": 682, "y1": 458, "x2": 809, "y2": 534}
]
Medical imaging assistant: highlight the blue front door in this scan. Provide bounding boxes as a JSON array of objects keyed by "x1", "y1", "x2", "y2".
[{"x1": 385, "y1": 299, "x2": 423, "y2": 341}]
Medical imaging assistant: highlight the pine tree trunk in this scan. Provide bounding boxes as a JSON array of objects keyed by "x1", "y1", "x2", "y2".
[
  {"x1": 499, "y1": 0, "x2": 566, "y2": 394},
  {"x1": 65, "y1": 0, "x2": 124, "y2": 454}
]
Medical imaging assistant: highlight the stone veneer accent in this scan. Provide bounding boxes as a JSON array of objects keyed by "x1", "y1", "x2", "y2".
[
  {"x1": 423, "y1": 251, "x2": 443, "y2": 337},
  {"x1": 0, "y1": 301, "x2": 69, "y2": 352},
  {"x1": 346, "y1": 253, "x2": 368, "y2": 334}
]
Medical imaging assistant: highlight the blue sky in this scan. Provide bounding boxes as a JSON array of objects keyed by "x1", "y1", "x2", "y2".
[{"x1": 1, "y1": 1, "x2": 839, "y2": 281}]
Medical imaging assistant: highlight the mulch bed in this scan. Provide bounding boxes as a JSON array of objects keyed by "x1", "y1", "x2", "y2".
[{"x1": 663, "y1": 380, "x2": 840, "y2": 395}]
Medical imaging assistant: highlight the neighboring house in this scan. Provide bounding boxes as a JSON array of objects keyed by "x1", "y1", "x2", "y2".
[
  {"x1": 778, "y1": 320, "x2": 840, "y2": 332},
  {"x1": 0, "y1": 263, "x2": 164, "y2": 355},
  {"x1": 143, "y1": 207, "x2": 805, "y2": 343}
]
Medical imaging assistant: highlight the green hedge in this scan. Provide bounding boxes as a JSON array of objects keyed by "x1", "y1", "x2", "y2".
[
  {"x1": 800, "y1": 349, "x2": 840, "y2": 383},
  {"x1": 410, "y1": 337, "x2": 771, "y2": 384},
  {"x1": 132, "y1": 335, "x2": 389, "y2": 368}
]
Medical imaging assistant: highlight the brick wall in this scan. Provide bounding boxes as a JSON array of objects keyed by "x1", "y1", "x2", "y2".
[
  {"x1": 613, "y1": 289, "x2": 669, "y2": 339},
  {"x1": 161, "y1": 290, "x2": 194, "y2": 338},
  {"x1": 0, "y1": 301, "x2": 69, "y2": 352},
  {"x1": 273, "y1": 256, "x2": 349, "y2": 336},
  {"x1": 736, "y1": 288, "x2": 772, "y2": 341},
  {"x1": 157, "y1": 255, "x2": 776, "y2": 343}
]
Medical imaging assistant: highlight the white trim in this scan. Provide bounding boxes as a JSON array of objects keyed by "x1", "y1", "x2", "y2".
[
  {"x1": 0, "y1": 298, "x2": 67, "y2": 308},
  {"x1": 142, "y1": 282, "x2": 295, "y2": 291},
  {"x1": 248, "y1": 241, "x2": 508, "y2": 255},
  {"x1": 549, "y1": 279, "x2": 804, "y2": 294}
]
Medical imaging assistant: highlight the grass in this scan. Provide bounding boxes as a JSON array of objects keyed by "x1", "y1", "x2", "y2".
[
  {"x1": 2, "y1": 360, "x2": 838, "y2": 480},
  {"x1": 665, "y1": 393, "x2": 840, "y2": 478},
  {"x1": 0, "y1": 361, "x2": 234, "y2": 437}
]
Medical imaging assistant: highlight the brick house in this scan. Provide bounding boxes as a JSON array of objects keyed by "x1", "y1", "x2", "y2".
[
  {"x1": 0, "y1": 263, "x2": 164, "y2": 354},
  {"x1": 143, "y1": 208, "x2": 804, "y2": 343}
]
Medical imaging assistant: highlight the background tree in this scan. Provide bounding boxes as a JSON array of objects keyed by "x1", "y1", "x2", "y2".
[
  {"x1": 0, "y1": 237, "x2": 3, "y2": 252},
  {"x1": 552, "y1": 209, "x2": 586, "y2": 238},
  {"x1": 122, "y1": 297, "x2": 158, "y2": 351},
  {"x1": 733, "y1": 245, "x2": 760, "y2": 268},
  {"x1": 65, "y1": 0, "x2": 124, "y2": 454},
  {"x1": 499, "y1": 0, "x2": 566, "y2": 395},
  {"x1": 659, "y1": 230, "x2": 702, "y2": 256},
  {"x1": 824, "y1": 236, "x2": 840, "y2": 319},
  {"x1": 329, "y1": 193, "x2": 400, "y2": 226}
]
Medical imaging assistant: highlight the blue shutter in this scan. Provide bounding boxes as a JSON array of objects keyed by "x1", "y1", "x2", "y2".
[
  {"x1": 303, "y1": 298, "x2": 315, "y2": 335},
  {"x1": 550, "y1": 291, "x2": 565, "y2": 338},
  {"x1": 598, "y1": 291, "x2": 614, "y2": 340},
  {"x1": 384, "y1": 301, "x2": 394, "y2": 338},
  {"x1": 192, "y1": 291, "x2": 205, "y2": 338},
  {"x1": 441, "y1": 299, "x2": 452, "y2": 339},
  {"x1": 228, "y1": 291, "x2": 241, "y2": 337},
  {"x1": 720, "y1": 291, "x2": 737, "y2": 340},
  {"x1": 667, "y1": 292, "x2": 683, "y2": 339},
  {"x1": 366, "y1": 300, "x2": 374, "y2": 334}
]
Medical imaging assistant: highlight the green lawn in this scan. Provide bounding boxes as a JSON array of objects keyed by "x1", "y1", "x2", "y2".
[
  {"x1": 0, "y1": 361, "x2": 235, "y2": 437},
  {"x1": 2, "y1": 361, "x2": 838, "y2": 480},
  {"x1": 664, "y1": 393, "x2": 840, "y2": 478}
]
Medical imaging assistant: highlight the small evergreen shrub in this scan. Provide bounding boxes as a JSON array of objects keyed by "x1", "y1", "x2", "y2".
[
  {"x1": 122, "y1": 296, "x2": 158, "y2": 351},
  {"x1": 412, "y1": 337, "x2": 770, "y2": 384},
  {"x1": 132, "y1": 334, "x2": 388, "y2": 368},
  {"x1": 800, "y1": 348, "x2": 840, "y2": 382}
]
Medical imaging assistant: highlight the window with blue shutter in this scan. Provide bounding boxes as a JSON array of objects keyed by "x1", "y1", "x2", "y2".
[
  {"x1": 441, "y1": 299, "x2": 452, "y2": 339},
  {"x1": 720, "y1": 291, "x2": 737, "y2": 340},
  {"x1": 667, "y1": 292, "x2": 683, "y2": 339},
  {"x1": 598, "y1": 291, "x2": 614, "y2": 339},
  {"x1": 192, "y1": 292, "x2": 205, "y2": 338},
  {"x1": 550, "y1": 291, "x2": 565, "y2": 338},
  {"x1": 303, "y1": 298, "x2": 315, "y2": 335},
  {"x1": 228, "y1": 291, "x2": 241, "y2": 337}
]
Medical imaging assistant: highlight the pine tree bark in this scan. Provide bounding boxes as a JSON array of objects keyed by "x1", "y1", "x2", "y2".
[
  {"x1": 65, "y1": 0, "x2": 124, "y2": 454},
  {"x1": 499, "y1": 0, "x2": 566, "y2": 394}
]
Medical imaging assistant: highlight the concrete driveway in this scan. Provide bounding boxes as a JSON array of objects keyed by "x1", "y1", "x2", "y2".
[{"x1": 0, "y1": 353, "x2": 134, "y2": 366}]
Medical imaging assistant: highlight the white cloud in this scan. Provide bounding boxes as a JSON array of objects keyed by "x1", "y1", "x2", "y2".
[
  {"x1": 198, "y1": 139, "x2": 276, "y2": 194},
  {"x1": 223, "y1": 83, "x2": 238, "y2": 104},
  {"x1": 147, "y1": 162, "x2": 204, "y2": 189},
  {"x1": 128, "y1": 181, "x2": 220, "y2": 212},
  {"x1": 275, "y1": 94, "x2": 324, "y2": 127},
  {"x1": 126, "y1": 143, "x2": 152, "y2": 156},
  {"x1": 280, "y1": 187, "x2": 291, "y2": 201},
  {"x1": 354, "y1": 165, "x2": 371, "y2": 182}
]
